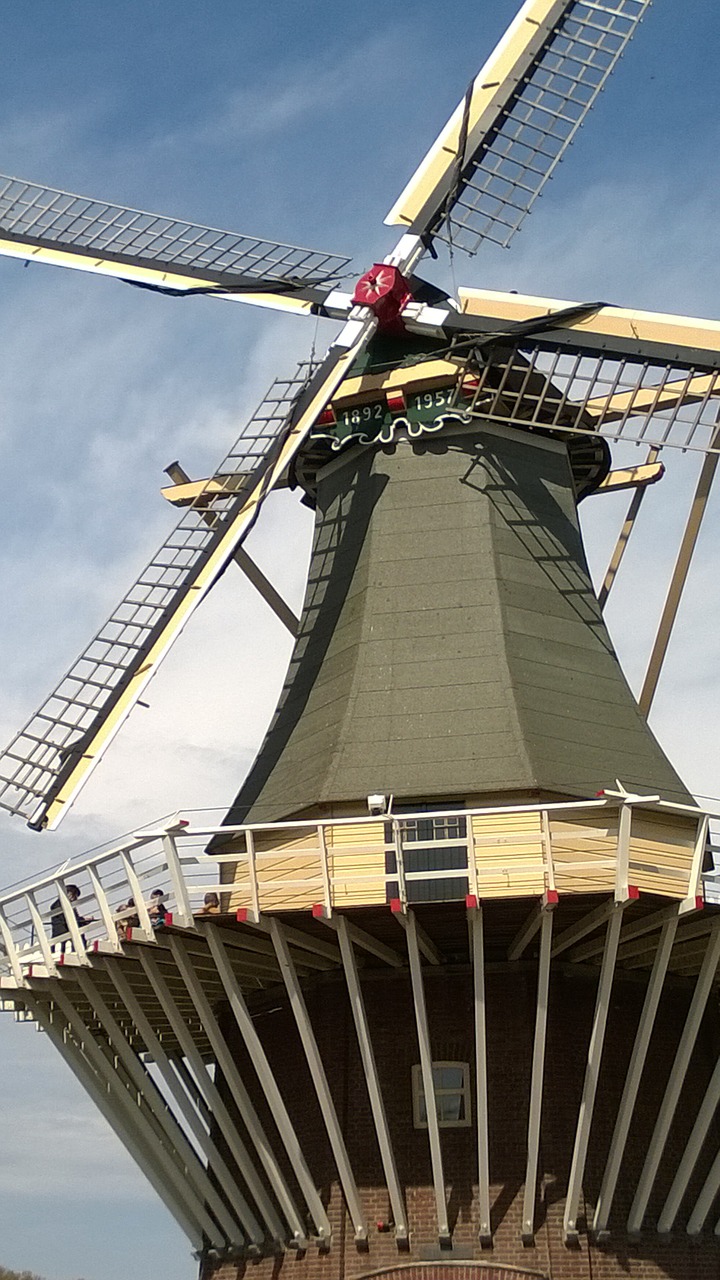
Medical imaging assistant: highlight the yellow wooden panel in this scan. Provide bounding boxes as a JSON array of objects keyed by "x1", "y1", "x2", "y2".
[
  {"x1": 628, "y1": 813, "x2": 696, "y2": 900},
  {"x1": 476, "y1": 874, "x2": 546, "y2": 899},
  {"x1": 549, "y1": 814, "x2": 617, "y2": 894},
  {"x1": 326, "y1": 822, "x2": 385, "y2": 846},
  {"x1": 218, "y1": 808, "x2": 699, "y2": 909},
  {"x1": 220, "y1": 827, "x2": 324, "y2": 912},
  {"x1": 472, "y1": 812, "x2": 545, "y2": 897},
  {"x1": 327, "y1": 821, "x2": 387, "y2": 907}
]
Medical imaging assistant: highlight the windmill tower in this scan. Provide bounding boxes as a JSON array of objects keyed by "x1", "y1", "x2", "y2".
[{"x1": 1, "y1": 3, "x2": 720, "y2": 1280}]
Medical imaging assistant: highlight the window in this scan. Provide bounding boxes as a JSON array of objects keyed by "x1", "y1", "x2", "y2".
[
  {"x1": 412, "y1": 1061, "x2": 471, "y2": 1129},
  {"x1": 385, "y1": 805, "x2": 469, "y2": 903}
]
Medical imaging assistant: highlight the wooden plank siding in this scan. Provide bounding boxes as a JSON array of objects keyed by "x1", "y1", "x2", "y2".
[
  {"x1": 326, "y1": 822, "x2": 387, "y2": 907},
  {"x1": 550, "y1": 814, "x2": 619, "y2": 895},
  {"x1": 627, "y1": 812, "x2": 696, "y2": 899},
  {"x1": 218, "y1": 807, "x2": 698, "y2": 913},
  {"x1": 471, "y1": 811, "x2": 546, "y2": 898},
  {"x1": 223, "y1": 828, "x2": 327, "y2": 913}
]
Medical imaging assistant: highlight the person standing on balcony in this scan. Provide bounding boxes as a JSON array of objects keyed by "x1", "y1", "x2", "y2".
[{"x1": 50, "y1": 884, "x2": 94, "y2": 952}]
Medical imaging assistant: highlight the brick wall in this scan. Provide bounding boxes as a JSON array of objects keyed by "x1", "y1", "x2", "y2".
[{"x1": 203, "y1": 964, "x2": 720, "y2": 1280}]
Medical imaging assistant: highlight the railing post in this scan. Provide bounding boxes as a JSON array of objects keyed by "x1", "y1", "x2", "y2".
[
  {"x1": 541, "y1": 809, "x2": 555, "y2": 895},
  {"x1": 245, "y1": 828, "x2": 260, "y2": 919},
  {"x1": 25, "y1": 893, "x2": 57, "y2": 971},
  {"x1": 120, "y1": 849, "x2": 154, "y2": 934},
  {"x1": 615, "y1": 802, "x2": 632, "y2": 902},
  {"x1": 0, "y1": 907, "x2": 24, "y2": 985},
  {"x1": 317, "y1": 824, "x2": 332, "y2": 914},
  {"x1": 54, "y1": 879, "x2": 90, "y2": 961},
  {"x1": 465, "y1": 816, "x2": 479, "y2": 900},
  {"x1": 162, "y1": 831, "x2": 194, "y2": 928},
  {"x1": 685, "y1": 813, "x2": 710, "y2": 909},
  {"x1": 87, "y1": 865, "x2": 122, "y2": 952},
  {"x1": 392, "y1": 818, "x2": 408, "y2": 907}
]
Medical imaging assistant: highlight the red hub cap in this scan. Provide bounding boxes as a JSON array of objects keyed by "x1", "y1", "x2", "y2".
[{"x1": 351, "y1": 263, "x2": 412, "y2": 333}]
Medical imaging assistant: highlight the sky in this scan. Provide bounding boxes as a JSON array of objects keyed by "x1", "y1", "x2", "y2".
[{"x1": 0, "y1": 2, "x2": 719, "y2": 1277}]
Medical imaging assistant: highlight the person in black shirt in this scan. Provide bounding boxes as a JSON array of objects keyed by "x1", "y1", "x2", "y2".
[{"x1": 49, "y1": 884, "x2": 94, "y2": 952}]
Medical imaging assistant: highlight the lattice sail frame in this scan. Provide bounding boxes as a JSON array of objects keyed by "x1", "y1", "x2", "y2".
[
  {"x1": 447, "y1": 338, "x2": 720, "y2": 454},
  {"x1": 0, "y1": 0, "x2": 711, "y2": 832},
  {"x1": 3, "y1": 331, "x2": 719, "y2": 828},
  {"x1": 443, "y1": 0, "x2": 649, "y2": 253},
  {"x1": 387, "y1": 0, "x2": 650, "y2": 254},
  {"x1": 0, "y1": 364, "x2": 318, "y2": 826},
  {"x1": 0, "y1": 174, "x2": 352, "y2": 292}
]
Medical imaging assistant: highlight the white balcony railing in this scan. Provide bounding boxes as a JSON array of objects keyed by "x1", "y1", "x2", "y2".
[{"x1": 0, "y1": 793, "x2": 712, "y2": 984}]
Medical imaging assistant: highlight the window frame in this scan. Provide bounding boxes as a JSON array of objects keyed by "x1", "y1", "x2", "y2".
[{"x1": 411, "y1": 1060, "x2": 472, "y2": 1130}]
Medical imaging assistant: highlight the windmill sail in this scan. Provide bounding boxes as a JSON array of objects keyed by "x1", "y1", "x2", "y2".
[
  {"x1": 0, "y1": 174, "x2": 352, "y2": 313},
  {"x1": 386, "y1": 0, "x2": 649, "y2": 254},
  {"x1": 0, "y1": 2, "x2": 664, "y2": 832},
  {"x1": 453, "y1": 288, "x2": 720, "y2": 453},
  {"x1": 0, "y1": 325, "x2": 372, "y2": 831}
]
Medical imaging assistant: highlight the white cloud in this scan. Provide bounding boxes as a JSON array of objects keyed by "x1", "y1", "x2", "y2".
[{"x1": 0, "y1": 1097, "x2": 154, "y2": 1202}]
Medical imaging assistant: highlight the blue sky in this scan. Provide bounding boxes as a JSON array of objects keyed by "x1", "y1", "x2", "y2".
[{"x1": 0, "y1": 3, "x2": 719, "y2": 1278}]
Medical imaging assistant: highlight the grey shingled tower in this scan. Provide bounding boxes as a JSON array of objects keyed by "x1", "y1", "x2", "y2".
[{"x1": 226, "y1": 415, "x2": 689, "y2": 826}]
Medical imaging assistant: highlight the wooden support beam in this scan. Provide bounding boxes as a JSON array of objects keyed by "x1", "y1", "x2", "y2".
[
  {"x1": 50, "y1": 980, "x2": 223, "y2": 1243},
  {"x1": 688, "y1": 1146, "x2": 720, "y2": 1235},
  {"x1": 599, "y1": 447, "x2": 660, "y2": 610},
  {"x1": 23, "y1": 990, "x2": 204, "y2": 1250},
  {"x1": 137, "y1": 945, "x2": 293, "y2": 1245},
  {"x1": 617, "y1": 915, "x2": 710, "y2": 966},
  {"x1": 201, "y1": 930, "x2": 331, "y2": 1243},
  {"x1": 72, "y1": 967, "x2": 243, "y2": 1245},
  {"x1": 163, "y1": 462, "x2": 299, "y2": 636},
  {"x1": 508, "y1": 891, "x2": 557, "y2": 962},
  {"x1": 402, "y1": 909, "x2": 450, "y2": 1244},
  {"x1": 469, "y1": 904, "x2": 492, "y2": 1245},
  {"x1": 571, "y1": 901, "x2": 689, "y2": 964},
  {"x1": 268, "y1": 918, "x2": 367, "y2": 1244},
  {"x1": 321, "y1": 910, "x2": 403, "y2": 967},
  {"x1": 564, "y1": 903, "x2": 625, "y2": 1244},
  {"x1": 332, "y1": 915, "x2": 408, "y2": 1242},
  {"x1": 239, "y1": 910, "x2": 340, "y2": 963},
  {"x1": 628, "y1": 923, "x2": 720, "y2": 1233},
  {"x1": 104, "y1": 959, "x2": 264, "y2": 1246},
  {"x1": 639, "y1": 428, "x2": 720, "y2": 717},
  {"x1": 659, "y1": 1047, "x2": 720, "y2": 1232},
  {"x1": 522, "y1": 907, "x2": 554, "y2": 1244},
  {"x1": 596, "y1": 462, "x2": 664, "y2": 494},
  {"x1": 394, "y1": 907, "x2": 444, "y2": 965},
  {"x1": 593, "y1": 912, "x2": 679, "y2": 1235},
  {"x1": 552, "y1": 898, "x2": 616, "y2": 958},
  {"x1": 508, "y1": 901, "x2": 543, "y2": 963}
]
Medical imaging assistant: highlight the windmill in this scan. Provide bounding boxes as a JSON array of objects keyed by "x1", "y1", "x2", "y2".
[{"x1": 1, "y1": 1, "x2": 720, "y2": 1278}]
